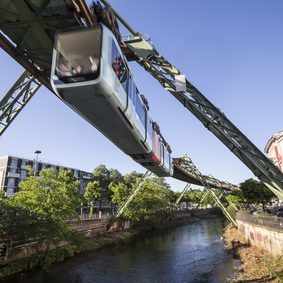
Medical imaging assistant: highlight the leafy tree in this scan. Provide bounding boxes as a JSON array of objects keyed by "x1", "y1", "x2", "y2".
[
  {"x1": 183, "y1": 189, "x2": 203, "y2": 204},
  {"x1": 111, "y1": 177, "x2": 173, "y2": 224},
  {"x1": 92, "y1": 164, "x2": 110, "y2": 188},
  {"x1": 0, "y1": 190, "x2": 5, "y2": 199},
  {"x1": 109, "y1": 168, "x2": 123, "y2": 185},
  {"x1": 84, "y1": 180, "x2": 101, "y2": 216},
  {"x1": 226, "y1": 190, "x2": 244, "y2": 208},
  {"x1": 240, "y1": 178, "x2": 275, "y2": 210},
  {"x1": 124, "y1": 171, "x2": 143, "y2": 188},
  {"x1": 3, "y1": 168, "x2": 81, "y2": 244},
  {"x1": 92, "y1": 164, "x2": 110, "y2": 209}
]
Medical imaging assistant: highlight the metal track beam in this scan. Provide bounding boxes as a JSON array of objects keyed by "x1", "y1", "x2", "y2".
[
  {"x1": 0, "y1": 71, "x2": 41, "y2": 136},
  {"x1": 176, "y1": 156, "x2": 237, "y2": 226},
  {"x1": 123, "y1": 37, "x2": 283, "y2": 199},
  {"x1": 99, "y1": 3, "x2": 283, "y2": 199},
  {"x1": 0, "y1": 32, "x2": 52, "y2": 93}
]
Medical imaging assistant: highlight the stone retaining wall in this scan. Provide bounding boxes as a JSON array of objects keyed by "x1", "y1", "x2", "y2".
[{"x1": 236, "y1": 213, "x2": 283, "y2": 256}]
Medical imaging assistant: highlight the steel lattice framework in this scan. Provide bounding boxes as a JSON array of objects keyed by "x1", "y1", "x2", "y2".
[
  {"x1": 100, "y1": 2, "x2": 283, "y2": 199},
  {"x1": 0, "y1": 0, "x2": 282, "y2": 227},
  {"x1": 0, "y1": 71, "x2": 41, "y2": 135}
]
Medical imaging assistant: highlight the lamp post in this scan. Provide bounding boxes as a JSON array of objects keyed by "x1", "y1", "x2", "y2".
[{"x1": 34, "y1": 150, "x2": 41, "y2": 176}]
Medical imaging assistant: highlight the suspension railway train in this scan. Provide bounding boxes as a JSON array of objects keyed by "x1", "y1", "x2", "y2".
[{"x1": 50, "y1": 24, "x2": 173, "y2": 176}]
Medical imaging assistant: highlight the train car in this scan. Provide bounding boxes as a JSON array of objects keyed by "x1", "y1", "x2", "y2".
[{"x1": 50, "y1": 24, "x2": 173, "y2": 177}]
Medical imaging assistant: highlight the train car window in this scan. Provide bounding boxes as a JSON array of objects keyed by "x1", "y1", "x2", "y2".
[
  {"x1": 135, "y1": 95, "x2": 146, "y2": 126},
  {"x1": 152, "y1": 130, "x2": 160, "y2": 159},
  {"x1": 128, "y1": 78, "x2": 138, "y2": 106},
  {"x1": 146, "y1": 114, "x2": 152, "y2": 140},
  {"x1": 112, "y1": 41, "x2": 128, "y2": 92},
  {"x1": 164, "y1": 150, "x2": 170, "y2": 169},
  {"x1": 55, "y1": 27, "x2": 101, "y2": 83},
  {"x1": 160, "y1": 144, "x2": 164, "y2": 165}
]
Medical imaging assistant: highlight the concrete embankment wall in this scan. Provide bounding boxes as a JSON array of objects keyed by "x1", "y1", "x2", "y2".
[{"x1": 236, "y1": 213, "x2": 283, "y2": 256}]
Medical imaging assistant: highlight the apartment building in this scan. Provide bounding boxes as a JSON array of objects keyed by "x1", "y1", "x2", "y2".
[
  {"x1": 264, "y1": 131, "x2": 283, "y2": 173},
  {"x1": 0, "y1": 155, "x2": 93, "y2": 196}
]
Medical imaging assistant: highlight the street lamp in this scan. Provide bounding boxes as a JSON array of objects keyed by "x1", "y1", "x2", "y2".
[{"x1": 34, "y1": 150, "x2": 41, "y2": 176}]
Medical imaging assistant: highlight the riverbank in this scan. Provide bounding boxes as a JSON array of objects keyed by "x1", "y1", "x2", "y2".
[
  {"x1": 0, "y1": 210, "x2": 219, "y2": 279},
  {"x1": 1, "y1": 217, "x2": 233, "y2": 283},
  {"x1": 223, "y1": 224, "x2": 283, "y2": 282}
]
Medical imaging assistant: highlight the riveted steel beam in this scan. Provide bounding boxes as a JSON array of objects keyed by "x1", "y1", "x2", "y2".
[
  {"x1": 118, "y1": 23, "x2": 283, "y2": 199},
  {"x1": 101, "y1": 0, "x2": 283, "y2": 198},
  {"x1": 175, "y1": 183, "x2": 191, "y2": 205},
  {"x1": 0, "y1": 71, "x2": 41, "y2": 136},
  {"x1": 176, "y1": 156, "x2": 237, "y2": 226}
]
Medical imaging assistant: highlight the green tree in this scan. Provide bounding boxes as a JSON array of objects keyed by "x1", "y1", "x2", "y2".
[
  {"x1": 0, "y1": 190, "x2": 5, "y2": 199},
  {"x1": 240, "y1": 178, "x2": 274, "y2": 210},
  {"x1": 6, "y1": 168, "x2": 81, "y2": 243},
  {"x1": 111, "y1": 177, "x2": 173, "y2": 224},
  {"x1": 109, "y1": 168, "x2": 123, "y2": 185},
  {"x1": 92, "y1": 164, "x2": 110, "y2": 209},
  {"x1": 124, "y1": 171, "x2": 143, "y2": 188},
  {"x1": 84, "y1": 180, "x2": 101, "y2": 216},
  {"x1": 226, "y1": 190, "x2": 244, "y2": 208},
  {"x1": 183, "y1": 189, "x2": 203, "y2": 205}
]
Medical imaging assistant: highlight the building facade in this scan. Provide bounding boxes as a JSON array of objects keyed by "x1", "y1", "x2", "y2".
[
  {"x1": 264, "y1": 131, "x2": 283, "y2": 173},
  {"x1": 0, "y1": 155, "x2": 93, "y2": 196}
]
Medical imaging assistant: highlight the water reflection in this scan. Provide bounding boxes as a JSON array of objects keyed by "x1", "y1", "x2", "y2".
[{"x1": 3, "y1": 218, "x2": 235, "y2": 283}]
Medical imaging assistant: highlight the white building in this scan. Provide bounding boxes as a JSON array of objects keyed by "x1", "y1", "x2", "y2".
[
  {"x1": 264, "y1": 131, "x2": 283, "y2": 173},
  {"x1": 0, "y1": 155, "x2": 93, "y2": 196}
]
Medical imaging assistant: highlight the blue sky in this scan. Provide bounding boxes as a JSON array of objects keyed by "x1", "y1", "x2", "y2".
[{"x1": 0, "y1": 0, "x2": 282, "y2": 191}]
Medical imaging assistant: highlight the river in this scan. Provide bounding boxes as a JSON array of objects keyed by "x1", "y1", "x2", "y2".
[{"x1": 3, "y1": 217, "x2": 236, "y2": 283}]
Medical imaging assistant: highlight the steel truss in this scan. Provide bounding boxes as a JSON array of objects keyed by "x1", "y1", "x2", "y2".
[
  {"x1": 179, "y1": 156, "x2": 236, "y2": 226},
  {"x1": 0, "y1": 71, "x2": 41, "y2": 136},
  {"x1": 175, "y1": 183, "x2": 191, "y2": 206},
  {"x1": 174, "y1": 157, "x2": 239, "y2": 191},
  {"x1": 106, "y1": 170, "x2": 152, "y2": 230},
  {"x1": 100, "y1": 0, "x2": 283, "y2": 200}
]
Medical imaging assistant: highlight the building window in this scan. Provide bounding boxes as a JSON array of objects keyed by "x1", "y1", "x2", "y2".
[
  {"x1": 10, "y1": 158, "x2": 18, "y2": 168},
  {"x1": 7, "y1": 178, "x2": 15, "y2": 187},
  {"x1": 21, "y1": 170, "x2": 27, "y2": 179}
]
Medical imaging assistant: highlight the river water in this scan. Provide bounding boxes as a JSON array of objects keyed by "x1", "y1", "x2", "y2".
[{"x1": 3, "y1": 218, "x2": 236, "y2": 283}]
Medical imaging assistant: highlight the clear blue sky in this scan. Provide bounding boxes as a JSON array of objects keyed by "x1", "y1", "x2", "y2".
[{"x1": 0, "y1": 0, "x2": 282, "y2": 191}]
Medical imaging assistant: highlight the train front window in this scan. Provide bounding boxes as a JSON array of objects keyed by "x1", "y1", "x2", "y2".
[{"x1": 55, "y1": 27, "x2": 101, "y2": 83}]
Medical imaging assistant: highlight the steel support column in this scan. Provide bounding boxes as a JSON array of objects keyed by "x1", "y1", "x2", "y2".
[
  {"x1": 0, "y1": 71, "x2": 41, "y2": 136},
  {"x1": 175, "y1": 183, "x2": 191, "y2": 206},
  {"x1": 177, "y1": 156, "x2": 237, "y2": 226}
]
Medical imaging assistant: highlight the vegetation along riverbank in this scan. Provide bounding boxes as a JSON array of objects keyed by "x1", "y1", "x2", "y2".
[
  {"x1": 0, "y1": 165, "x2": 220, "y2": 278},
  {"x1": 223, "y1": 224, "x2": 283, "y2": 282}
]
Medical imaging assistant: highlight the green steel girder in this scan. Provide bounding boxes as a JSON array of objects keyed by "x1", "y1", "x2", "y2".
[
  {"x1": 0, "y1": 71, "x2": 41, "y2": 136},
  {"x1": 175, "y1": 156, "x2": 237, "y2": 225},
  {"x1": 101, "y1": 1, "x2": 283, "y2": 200},
  {"x1": 175, "y1": 183, "x2": 191, "y2": 205},
  {"x1": 173, "y1": 157, "x2": 239, "y2": 191},
  {"x1": 0, "y1": 0, "x2": 79, "y2": 77}
]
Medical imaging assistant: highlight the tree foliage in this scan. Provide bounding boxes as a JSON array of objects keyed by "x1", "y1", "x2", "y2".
[
  {"x1": 111, "y1": 174, "x2": 173, "y2": 224},
  {"x1": 0, "y1": 168, "x2": 81, "y2": 242},
  {"x1": 240, "y1": 178, "x2": 274, "y2": 209},
  {"x1": 84, "y1": 180, "x2": 101, "y2": 216}
]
